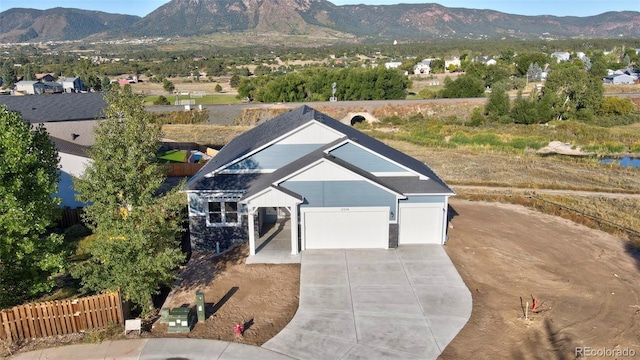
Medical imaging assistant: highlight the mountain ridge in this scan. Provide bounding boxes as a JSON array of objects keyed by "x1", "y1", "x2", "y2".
[{"x1": 1, "y1": 1, "x2": 639, "y2": 44}]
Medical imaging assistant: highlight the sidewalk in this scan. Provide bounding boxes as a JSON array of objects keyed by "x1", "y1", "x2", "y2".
[{"x1": 9, "y1": 338, "x2": 294, "y2": 360}]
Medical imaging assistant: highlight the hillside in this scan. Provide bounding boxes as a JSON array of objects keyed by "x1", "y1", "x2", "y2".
[
  {"x1": 1, "y1": 1, "x2": 639, "y2": 43},
  {"x1": 0, "y1": 7, "x2": 140, "y2": 43}
]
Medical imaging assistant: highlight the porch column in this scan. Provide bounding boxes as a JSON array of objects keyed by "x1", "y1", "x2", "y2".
[
  {"x1": 290, "y1": 205, "x2": 299, "y2": 255},
  {"x1": 248, "y1": 208, "x2": 256, "y2": 256}
]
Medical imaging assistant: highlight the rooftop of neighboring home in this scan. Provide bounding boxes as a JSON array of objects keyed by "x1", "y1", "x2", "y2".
[{"x1": 0, "y1": 92, "x2": 107, "y2": 123}]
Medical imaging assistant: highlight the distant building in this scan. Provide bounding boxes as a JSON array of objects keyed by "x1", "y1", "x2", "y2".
[
  {"x1": 473, "y1": 56, "x2": 497, "y2": 65},
  {"x1": 60, "y1": 77, "x2": 85, "y2": 93},
  {"x1": 35, "y1": 73, "x2": 56, "y2": 82},
  {"x1": 603, "y1": 74, "x2": 635, "y2": 85},
  {"x1": 385, "y1": 62, "x2": 402, "y2": 69},
  {"x1": 413, "y1": 58, "x2": 437, "y2": 75},
  {"x1": 550, "y1": 52, "x2": 571, "y2": 63}
]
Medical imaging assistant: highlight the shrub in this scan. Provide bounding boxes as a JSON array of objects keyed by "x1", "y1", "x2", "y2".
[
  {"x1": 599, "y1": 96, "x2": 635, "y2": 116},
  {"x1": 64, "y1": 224, "x2": 90, "y2": 241},
  {"x1": 153, "y1": 96, "x2": 171, "y2": 105}
]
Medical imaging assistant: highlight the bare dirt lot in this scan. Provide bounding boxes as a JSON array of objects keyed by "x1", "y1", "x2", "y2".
[
  {"x1": 440, "y1": 199, "x2": 640, "y2": 359},
  {"x1": 151, "y1": 244, "x2": 300, "y2": 346}
]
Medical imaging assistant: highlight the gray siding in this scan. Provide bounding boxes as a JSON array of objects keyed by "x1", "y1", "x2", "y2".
[
  {"x1": 227, "y1": 144, "x2": 324, "y2": 171},
  {"x1": 282, "y1": 180, "x2": 398, "y2": 221},
  {"x1": 330, "y1": 143, "x2": 407, "y2": 173},
  {"x1": 189, "y1": 215, "x2": 248, "y2": 251},
  {"x1": 402, "y1": 195, "x2": 446, "y2": 204}
]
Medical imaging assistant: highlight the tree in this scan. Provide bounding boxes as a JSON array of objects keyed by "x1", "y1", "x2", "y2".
[
  {"x1": 214, "y1": 83, "x2": 222, "y2": 92},
  {"x1": 1, "y1": 61, "x2": 16, "y2": 89},
  {"x1": 72, "y1": 86, "x2": 185, "y2": 314},
  {"x1": 526, "y1": 63, "x2": 543, "y2": 82},
  {"x1": 0, "y1": 106, "x2": 66, "y2": 308},
  {"x1": 229, "y1": 74, "x2": 241, "y2": 88},
  {"x1": 101, "y1": 76, "x2": 112, "y2": 92},
  {"x1": 162, "y1": 79, "x2": 175, "y2": 93},
  {"x1": 484, "y1": 85, "x2": 510, "y2": 120},
  {"x1": 440, "y1": 75, "x2": 485, "y2": 98}
]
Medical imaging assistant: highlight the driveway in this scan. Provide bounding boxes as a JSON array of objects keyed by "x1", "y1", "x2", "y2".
[{"x1": 262, "y1": 245, "x2": 472, "y2": 359}]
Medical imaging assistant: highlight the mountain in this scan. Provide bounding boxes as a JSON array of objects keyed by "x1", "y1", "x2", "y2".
[
  {"x1": 0, "y1": 7, "x2": 140, "y2": 43},
  {"x1": 1, "y1": 1, "x2": 639, "y2": 43}
]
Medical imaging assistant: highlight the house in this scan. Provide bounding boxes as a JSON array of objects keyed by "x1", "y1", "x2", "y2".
[
  {"x1": 0, "y1": 92, "x2": 107, "y2": 207},
  {"x1": 385, "y1": 62, "x2": 402, "y2": 69},
  {"x1": 413, "y1": 58, "x2": 437, "y2": 75},
  {"x1": 185, "y1": 106, "x2": 455, "y2": 257},
  {"x1": 14, "y1": 81, "x2": 45, "y2": 95},
  {"x1": 35, "y1": 73, "x2": 56, "y2": 82},
  {"x1": 473, "y1": 56, "x2": 497, "y2": 66},
  {"x1": 550, "y1": 52, "x2": 571, "y2": 63},
  {"x1": 60, "y1": 77, "x2": 85, "y2": 93},
  {"x1": 445, "y1": 57, "x2": 461, "y2": 72},
  {"x1": 603, "y1": 74, "x2": 635, "y2": 84},
  {"x1": 50, "y1": 136, "x2": 93, "y2": 208}
]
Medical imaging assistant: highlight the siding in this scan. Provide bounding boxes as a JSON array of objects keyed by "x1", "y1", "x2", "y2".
[
  {"x1": 189, "y1": 215, "x2": 248, "y2": 251},
  {"x1": 401, "y1": 195, "x2": 446, "y2": 204},
  {"x1": 282, "y1": 180, "x2": 398, "y2": 221},
  {"x1": 226, "y1": 144, "x2": 324, "y2": 171},
  {"x1": 329, "y1": 142, "x2": 408, "y2": 174}
]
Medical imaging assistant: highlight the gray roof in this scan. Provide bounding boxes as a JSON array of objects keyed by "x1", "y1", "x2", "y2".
[
  {"x1": 0, "y1": 92, "x2": 107, "y2": 123},
  {"x1": 187, "y1": 105, "x2": 453, "y2": 196},
  {"x1": 49, "y1": 136, "x2": 91, "y2": 158}
]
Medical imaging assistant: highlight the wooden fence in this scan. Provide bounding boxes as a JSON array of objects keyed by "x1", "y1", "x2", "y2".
[
  {"x1": 167, "y1": 163, "x2": 205, "y2": 177},
  {"x1": 58, "y1": 207, "x2": 84, "y2": 227},
  {"x1": 0, "y1": 292, "x2": 123, "y2": 343}
]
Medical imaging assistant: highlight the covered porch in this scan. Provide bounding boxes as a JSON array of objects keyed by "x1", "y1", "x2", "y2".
[{"x1": 242, "y1": 186, "x2": 303, "y2": 264}]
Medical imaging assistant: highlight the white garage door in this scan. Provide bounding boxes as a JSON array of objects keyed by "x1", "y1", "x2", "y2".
[
  {"x1": 302, "y1": 207, "x2": 389, "y2": 249},
  {"x1": 399, "y1": 204, "x2": 444, "y2": 244}
]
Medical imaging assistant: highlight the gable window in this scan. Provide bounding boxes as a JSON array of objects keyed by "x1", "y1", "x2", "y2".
[{"x1": 208, "y1": 201, "x2": 240, "y2": 226}]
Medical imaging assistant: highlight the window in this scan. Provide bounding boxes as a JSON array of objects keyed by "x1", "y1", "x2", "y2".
[{"x1": 208, "y1": 201, "x2": 240, "y2": 226}]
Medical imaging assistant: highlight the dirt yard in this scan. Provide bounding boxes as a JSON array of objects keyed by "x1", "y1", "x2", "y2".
[
  {"x1": 440, "y1": 199, "x2": 640, "y2": 359},
  {"x1": 151, "y1": 244, "x2": 300, "y2": 346}
]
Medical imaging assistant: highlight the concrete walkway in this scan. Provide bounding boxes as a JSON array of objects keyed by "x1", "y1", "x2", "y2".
[
  {"x1": 10, "y1": 245, "x2": 471, "y2": 360},
  {"x1": 9, "y1": 338, "x2": 295, "y2": 360},
  {"x1": 262, "y1": 245, "x2": 472, "y2": 359}
]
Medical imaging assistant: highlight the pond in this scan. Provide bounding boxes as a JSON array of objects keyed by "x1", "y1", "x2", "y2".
[{"x1": 600, "y1": 156, "x2": 640, "y2": 168}]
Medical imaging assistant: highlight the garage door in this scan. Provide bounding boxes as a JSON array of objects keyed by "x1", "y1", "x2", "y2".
[
  {"x1": 302, "y1": 207, "x2": 389, "y2": 249},
  {"x1": 398, "y1": 204, "x2": 444, "y2": 244}
]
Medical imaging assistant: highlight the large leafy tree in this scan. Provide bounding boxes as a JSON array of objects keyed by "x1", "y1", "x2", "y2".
[
  {"x1": 72, "y1": 86, "x2": 185, "y2": 314},
  {"x1": 0, "y1": 106, "x2": 66, "y2": 308}
]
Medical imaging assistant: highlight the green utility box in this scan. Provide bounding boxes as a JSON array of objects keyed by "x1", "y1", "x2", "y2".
[
  {"x1": 166, "y1": 307, "x2": 193, "y2": 333},
  {"x1": 196, "y1": 291, "x2": 206, "y2": 323}
]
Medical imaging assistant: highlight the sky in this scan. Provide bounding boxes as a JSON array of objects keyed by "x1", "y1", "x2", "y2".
[{"x1": 0, "y1": 0, "x2": 638, "y2": 17}]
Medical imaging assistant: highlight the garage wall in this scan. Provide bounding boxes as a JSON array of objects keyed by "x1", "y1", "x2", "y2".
[{"x1": 282, "y1": 180, "x2": 397, "y2": 221}]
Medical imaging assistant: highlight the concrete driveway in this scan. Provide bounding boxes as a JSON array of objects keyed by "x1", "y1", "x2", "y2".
[{"x1": 262, "y1": 245, "x2": 472, "y2": 360}]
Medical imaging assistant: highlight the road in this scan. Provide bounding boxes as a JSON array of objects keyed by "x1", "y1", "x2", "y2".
[{"x1": 452, "y1": 185, "x2": 640, "y2": 199}]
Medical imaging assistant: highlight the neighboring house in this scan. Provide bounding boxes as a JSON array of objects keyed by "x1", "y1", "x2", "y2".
[
  {"x1": 550, "y1": 52, "x2": 571, "y2": 63},
  {"x1": 385, "y1": 62, "x2": 402, "y2": 69},
  {"x1": 445, "y1": 57, "x2": 461, "y2": 71},
  {"x1": 60, "y1": 77, "x2": 85, "y2": 93},
  {"x1": 50, "y1": 136, "x2": 93, "y2": 208},
  {"x1": 14, "y1": 80, "x2": 45, "y2": 95},
  {"x1": 413, "y1": 58, "x2": 436, "y2": 75},
  {"x1": 473, "y1": 56, "x2": 497, "y2": 65},
  {"x1": 35, "y1": 73, "x2": 56, "y2": 82},
  {"x1": 185, "y1": 106, "x2": 455, "y2": 257},
  {"x1": 0, "y1": 92, "x2": 107, "y2": 147},
  {"x1": 604, "y1": 74, "x2": 635, "y2": 84}
]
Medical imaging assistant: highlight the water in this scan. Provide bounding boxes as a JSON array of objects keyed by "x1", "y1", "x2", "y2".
[{"x1": 600, "y1": 156, "x2": 640, "y2": 168}]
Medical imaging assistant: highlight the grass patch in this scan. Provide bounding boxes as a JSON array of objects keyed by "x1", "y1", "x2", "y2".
[
  {"x1": 158, "y1": 149, "x2": 187, "y2": 163},
  {"x1": 144, "y1": 94, "x2": 241, "y2": 106}
]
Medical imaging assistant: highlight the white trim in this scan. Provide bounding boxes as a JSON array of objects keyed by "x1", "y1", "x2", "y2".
[
  {"x1": 213, "y1": 120, "x2": 344, "y2": 175},
  {"x1": 325, "y1": 139, "x2": 428, "y2": 180},
  {"x1": 371, "y1": 171, "x2": 415, "y2": 177},
  {"x1": 403, "y1": 193, "x2": 456, "y2": 196},
  {"x1": 240, "y1": 186, "x2": 303, "y2": 206}
]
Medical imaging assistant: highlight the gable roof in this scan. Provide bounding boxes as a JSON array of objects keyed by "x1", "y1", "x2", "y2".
[
  {"x1": 186, "y1": 105, "x2": 453, "y2": 195},
  {"x1": 0, "y1": 92, "x2": 106, "y2": 123}
]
